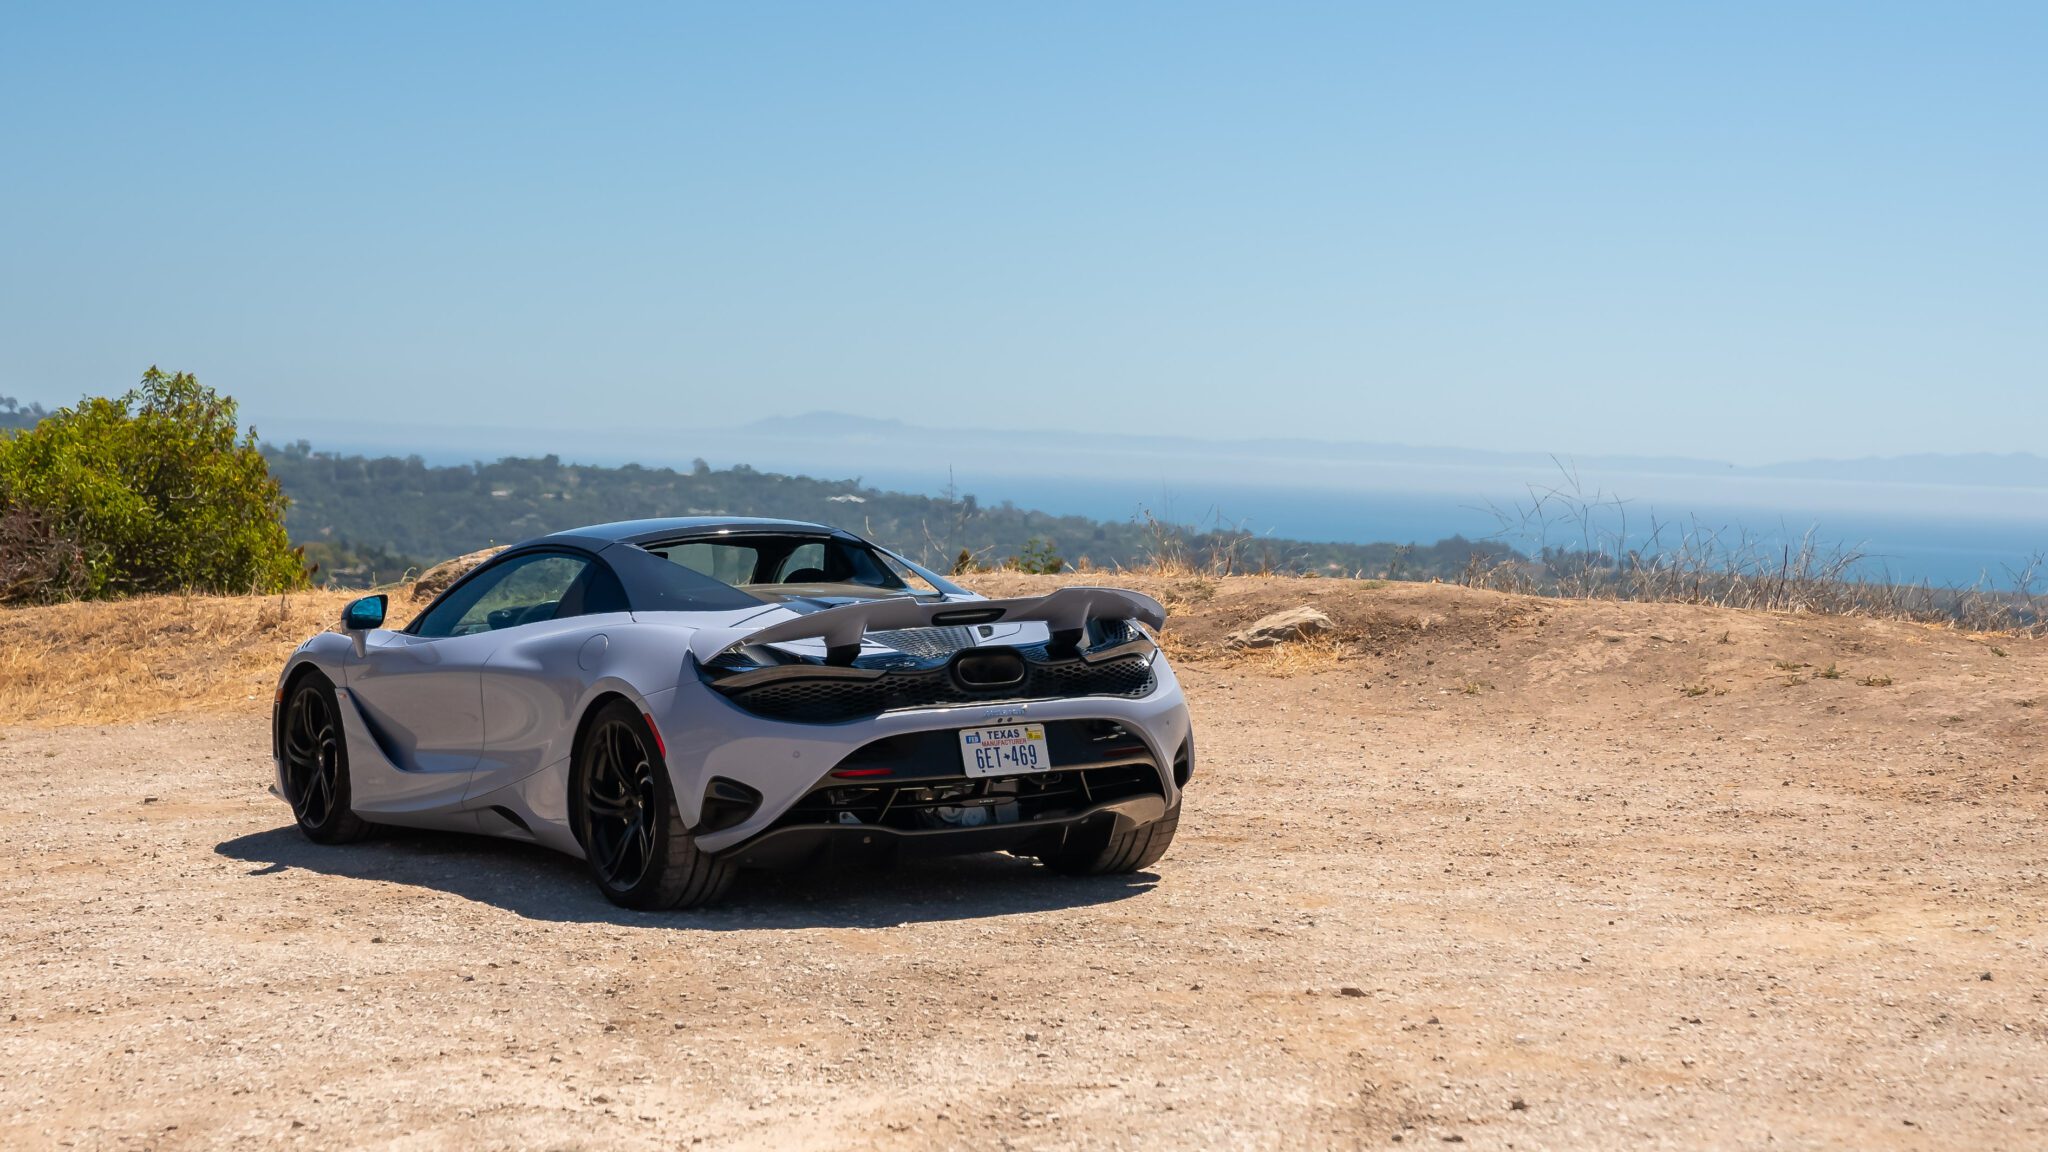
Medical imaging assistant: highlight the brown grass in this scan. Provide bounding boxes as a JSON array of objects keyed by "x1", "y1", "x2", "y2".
[
  {"x1": 8, "y1": 568, "x2": 2042, "y2": 729},
  {"x1": 0, "y1": 588, "x2": 416, "y2": 727},
  {"x1": 1240, "y1": 633, "x2": 1350, "y2": 677}
]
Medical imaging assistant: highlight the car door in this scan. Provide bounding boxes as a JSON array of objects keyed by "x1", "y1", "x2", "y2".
[
  {"x1": 346, "y1": 551, "x2": 585, "y2": 783},
  {"x1": 467, "y1": 555, "x2": 633, "y2": 802}
]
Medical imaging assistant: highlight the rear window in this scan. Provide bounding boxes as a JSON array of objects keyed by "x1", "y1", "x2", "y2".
[{"x1": 644, "y1": 534, "x2": 925, "y2": 593}]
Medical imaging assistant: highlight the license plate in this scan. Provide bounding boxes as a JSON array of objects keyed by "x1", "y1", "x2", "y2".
[{"x1": 959, "y1": 723, "x2": 1051, "y2": 777}]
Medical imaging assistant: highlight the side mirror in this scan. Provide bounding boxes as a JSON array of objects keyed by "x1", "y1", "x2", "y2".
[{"x1": 342, "y1": 594, "x2": 388, "y2": 632}]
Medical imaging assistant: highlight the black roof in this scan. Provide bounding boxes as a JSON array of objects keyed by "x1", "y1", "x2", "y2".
[
  {"x1": 406, "y1": 515, "x2": 970, "y2": 625},
  {"x1": 542, "y1": 516, "x2": 850, "y2": 547}
]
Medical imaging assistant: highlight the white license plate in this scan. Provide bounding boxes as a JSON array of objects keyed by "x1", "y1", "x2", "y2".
[{"x1": 959, "y1": 723, "x2": 1051, "y2": 777}]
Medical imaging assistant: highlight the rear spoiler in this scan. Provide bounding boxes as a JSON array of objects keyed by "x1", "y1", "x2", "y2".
[{"x1": 687, "y1": 586, "x2": 1167, "y2": 664}]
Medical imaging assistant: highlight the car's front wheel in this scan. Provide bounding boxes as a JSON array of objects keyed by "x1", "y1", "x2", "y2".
[
  {"x1": 280, "y1": 671, "x2": 373, "y2": 844},
  {"x1": 571, "y1": 700, "x2": 734, "y2": 910}
]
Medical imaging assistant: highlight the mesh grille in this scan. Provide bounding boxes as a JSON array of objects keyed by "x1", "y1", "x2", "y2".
[
  {"x1": 714, "y1": 656, "x2": 1157, "y2": 723},
  {"x1": 867, "y1": 626, "x2": 977, "y2": 660}
]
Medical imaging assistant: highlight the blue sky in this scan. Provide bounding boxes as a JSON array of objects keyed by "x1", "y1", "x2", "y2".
[{"x1": 3, "y1": 2, "x2": 2043, "y2": 463}]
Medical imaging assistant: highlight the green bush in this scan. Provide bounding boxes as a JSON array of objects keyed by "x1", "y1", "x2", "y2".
[
  {"x1": 1006, "y1": 536, "x2": 1066, "y2": 575},
  {"x1": 0, "y1": 368, "x2": 305, "y2": 602}
]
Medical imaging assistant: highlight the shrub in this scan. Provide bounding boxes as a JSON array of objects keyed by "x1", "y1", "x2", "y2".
[
  {"x1": 1006, "y1": 536, "x2": 1066, "y2": 575},
  {"x1": 0, "y1": 368, "x2": 305, "y2": 601},
  {"x1": 0, "y1": 504, "x2": 89, "y2": 603}
]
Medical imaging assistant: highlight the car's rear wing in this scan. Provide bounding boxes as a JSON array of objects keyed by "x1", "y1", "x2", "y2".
[{"x1": 686, "y1": 586, "x2": 1167, "y2": 665}]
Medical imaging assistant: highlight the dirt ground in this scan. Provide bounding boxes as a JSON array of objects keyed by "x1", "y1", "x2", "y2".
[{"x1": 2, "y1": 578, "x2": 2044, "y2": 1149}]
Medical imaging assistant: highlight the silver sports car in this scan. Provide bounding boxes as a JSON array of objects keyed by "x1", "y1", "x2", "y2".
[{"x1": 272, "y1": 518, "x2": 1192, "y2": 908}]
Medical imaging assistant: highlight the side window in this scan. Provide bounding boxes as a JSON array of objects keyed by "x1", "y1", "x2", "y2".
[
  {"x1": 773, "y1": 542, "x2": 828, "y2": 582},
  {"x1": 875, "y1": 548, "x2": 958, "y2": 597},
  {"x1": 836, "y1": 543, "x2": 903, "y2": 589},
  {"x1": 413, "y1": 553, "x2": 592, "y2": 638}
]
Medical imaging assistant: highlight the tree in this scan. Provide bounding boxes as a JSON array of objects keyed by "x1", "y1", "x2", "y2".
[
  {"x1": 0, "y1": 368, "x2": 306, "y2": 601},
  {"x1": 0, "y1": 396, "x2": 50, "y2": 433}
]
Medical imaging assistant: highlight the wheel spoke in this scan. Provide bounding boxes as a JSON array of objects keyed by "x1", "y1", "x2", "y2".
[
  {"x1": 599, "y1": 819, "x2": 641, "y2": 879},
  {"x1": 309, "y1": 766, "x2": 333, "y2": 822},
  {"x1": 297, "y1": 691, "x2": 320, "y2": 744},
  {"x1": 607, "y1": 726, "x2": 634, "y2": 781},
  {"x1": 294, "y1": 755, "x2": 329, "y2": 822},
  {"x1": 586, "y1": 794, "x2": 635, "y2": 818},
  {"x1": 588, "y1": 764, "x2": 632, "y2": 801},
  {"x1": 624, "y1": 815, "x2": 654, "y2": 881}
]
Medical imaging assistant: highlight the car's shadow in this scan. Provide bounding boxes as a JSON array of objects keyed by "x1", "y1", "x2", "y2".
[{"x1": 214, "y1": 825, "x2": 1157, "y2": 929}]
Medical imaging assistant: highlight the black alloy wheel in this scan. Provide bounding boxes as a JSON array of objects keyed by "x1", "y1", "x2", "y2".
[
  {"x1": 572, "y1": 701, "x2": 734, "y2": 910},
  {"x1": 281, "y1": 672, "x2": 372, "y2": 843},
  {"x1": 580, "y1": 715, "x2": 662, "y2": 892}
]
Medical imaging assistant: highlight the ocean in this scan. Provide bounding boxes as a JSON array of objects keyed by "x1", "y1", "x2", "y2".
[{"x1": 846, "y1": 470, "x2": 2048, "y2": 591}]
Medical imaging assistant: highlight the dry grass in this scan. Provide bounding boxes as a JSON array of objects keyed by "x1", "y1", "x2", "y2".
[
  {"x1": 0, "y1": 588, "x2": 416, "y2": 727},
  {"x1": 1464, "y1": 465, "x2": 2048, "y2": 636},
  {"x1": 1240, "y1": 633, "x2": 1350, "y2": 677},
  {"x1": 8, "y1": 567, "x2": 2038, "y2": 729},
  {"x1": 1154, "y1": 627, "x2": 1200, "y2": 667}
]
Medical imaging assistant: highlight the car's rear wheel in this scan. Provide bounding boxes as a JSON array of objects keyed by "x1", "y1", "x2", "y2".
[
  {"x1": 572, "y1": 701, "x2": 734, "y2": 910},
  {"x1": 281, "y1": 672, "x2": 373, "y2": 844},
  {"x1": 1037, "y1": 804, "x2": 1180, "y2": 875}
]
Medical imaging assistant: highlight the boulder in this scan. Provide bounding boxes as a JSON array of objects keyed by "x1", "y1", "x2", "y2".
[
  {"x1": 412, "y1": 546, "x2": 507, "y2": 600},
  {"x1": 1226, "y1": 606, "x2": 1335, "y2": 649}
]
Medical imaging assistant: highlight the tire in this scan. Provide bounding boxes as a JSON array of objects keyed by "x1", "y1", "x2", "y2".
[
  {"x1": 280, "y1": 671, "x2": 374, "y2": 844},
  {"x1": 571, "y1": 700, "x2": 734, "y2": 910},
  {"x1": 1038, "y1": 804, "x2": 1180, "y2": 876}
]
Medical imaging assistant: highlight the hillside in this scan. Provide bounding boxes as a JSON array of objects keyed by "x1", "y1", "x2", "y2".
[{"x1": 263, "y1": 442, "x2": 1515, "y2": 586}]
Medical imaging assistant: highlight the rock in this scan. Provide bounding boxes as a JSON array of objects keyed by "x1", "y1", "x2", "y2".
[
  {"x1": 412, "y1": 547, "x2": 507, "y2": 600},
  {"x1": 1226, "y1": 606, "x2": 1335, "y2": 649},
  {"x1": 1338, "y1": 986, "x2": 1367, "y2": 998}
]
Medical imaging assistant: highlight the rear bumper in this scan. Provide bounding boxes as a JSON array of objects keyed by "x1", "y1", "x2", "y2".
[
  {"x1": 651, "y1": 657, "x2": 1193, "y2": 855},
  {"x1": 724, "y1": 795, "x2": 1170, "y2": 870}
]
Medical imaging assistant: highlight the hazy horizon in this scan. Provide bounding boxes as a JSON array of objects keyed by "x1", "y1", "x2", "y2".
[
  {"x1": 235, "y1": 406, "x2": 2047, "y2": 590},
  {"x1": 244, "y1": 404, "x2": 2048, "y2": 588}
]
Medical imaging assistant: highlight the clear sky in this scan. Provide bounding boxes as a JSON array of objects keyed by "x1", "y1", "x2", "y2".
[{"x1": 3, "y1": 2, "x2": 2043, "y2": 464}]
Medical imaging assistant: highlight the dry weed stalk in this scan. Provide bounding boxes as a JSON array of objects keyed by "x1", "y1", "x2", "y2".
[
  {"x1": 1125, "y1": 506, "x2": 1297, "y2": 579},
  {"x1": 1461, "y1": 460, "x2": 2046, "y2": 637}
]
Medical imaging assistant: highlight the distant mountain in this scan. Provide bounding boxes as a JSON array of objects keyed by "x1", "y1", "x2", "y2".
[
  {"x1": 250, "y1": 407, "x2": 2048, "y2": 494},
  {"x1": 1751, "y1": 452, "x2": 2048, "y2": 488},
  {"x1": 739, "y1": 412, "x2": 914, "y2": 438},
  {"x1": 731, "y1": 413, "x2": 2048, "y2": 490}
]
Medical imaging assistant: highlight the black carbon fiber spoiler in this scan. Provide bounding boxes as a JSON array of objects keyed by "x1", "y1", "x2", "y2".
[{"x1": 686, "y1": 586, "x2": 1166, "y2": 664}]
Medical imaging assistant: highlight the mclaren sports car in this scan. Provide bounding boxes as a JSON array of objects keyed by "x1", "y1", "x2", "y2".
[{"x1": 272, "y1": 518, "x2": 1192, "y2": 908}]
